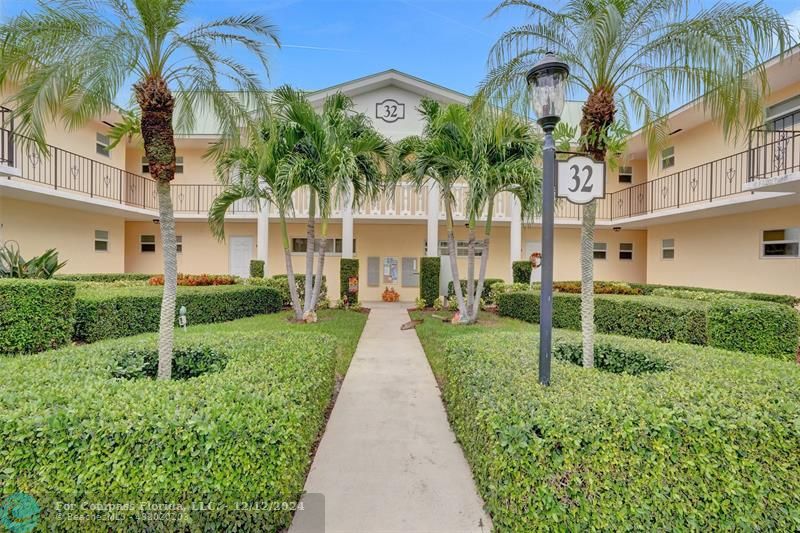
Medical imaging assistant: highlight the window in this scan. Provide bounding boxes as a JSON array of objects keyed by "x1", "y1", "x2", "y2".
[
  {"x1": 140, "y1": 234, "x2": 156, "y2": 253},
  {"x1": 619, "y1": 242, "x2": 633, "y2": 260},
  {"x1": 142, "y1": 156, "x2": 183, "y2": 174},
  {"x1": 661, "y1": 146, "x2": 674, "y2": 169},
  {"x1": 94, "y1": 230, "x2": 109, "y2": 252},
  {"x1": 761, "y1": 228, "x2": 800, "y2": 258},
  {"x1": 593, "y1": 242, "x2": 607, "y2": 260},
  {"x1": 618, "y1": 166, "x2": 633, "y2": 184},
  {"x1": 662, "y1": 238, "x2": 675, "y2": 260},
  {"x1": 176, "y1": 235, "x2": 183, "y2": 254},
  {"x1": 438, "y1": 240, "x2": 483, "y2": 256},
  {"x1": 96, "y1": 133, "x2": 110, "y2": 157},
  {"x1": 291, "y1": 238, "x2": 355, "y2": 254}
]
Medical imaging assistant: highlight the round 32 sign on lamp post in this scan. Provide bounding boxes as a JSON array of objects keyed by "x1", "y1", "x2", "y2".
[{"x1": 526, "y1": 53, "x2": 569, "y2": 386}]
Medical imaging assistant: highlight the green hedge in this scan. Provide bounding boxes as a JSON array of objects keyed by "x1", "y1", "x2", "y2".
[
  {"x1": 497, "y1": 290, "x2": 708, "y2": 345},
  {"x1": 629, "y1": 282, "x2": 799, "y2": 306},
  {"x1": 0, "y1": 331, "x2": 336, "y2": 531},
  {"x1": 54, "y1": 273, "x2": 153, "y2": 282},
  {"x1": 448, "y1": 278, "x2": 505, "y2": 304},
  {"x1": 249, "y1": 260, "x2": 265, "y2": 278},
  {"x1": 512, "y1": 261, "x2": 531, "y2": 284},
  {"x1": 0, "y1": 279, "x2": 76, "y2": 355},
  {"x1": 420, "y1": 257, "x2": 440, "y2": 306},
  {"x1": 707, "y1": 299, "x2": 800, "y2": 358},
  {"x1": 340, "y1": 258, "x2": 359, "y2": 302},
  {"x1": 74, "y1": 285, "x2": 282, "y2": 343},
  {"x1": 441, "y1": 331, "x2": 800, "y2": 530},
  {"x1": 258, "y1": 275, "x2": 328, "y2": 308}
]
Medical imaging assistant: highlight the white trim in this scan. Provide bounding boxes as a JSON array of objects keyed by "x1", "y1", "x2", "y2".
[
  {"x1": 619, "y1": 242, "x2": 634, "y2": 261},
  {"x1": 759, "y1": 228, "x2": 800, "y2": 259}
]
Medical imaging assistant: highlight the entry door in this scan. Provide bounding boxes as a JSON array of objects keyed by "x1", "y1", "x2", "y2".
[
  {"x1": 229, "y1": 236, "x2": 254, "y2": 278},
  {"x1": 524, "y1": 241, "x2": 542, "y2": 283}
]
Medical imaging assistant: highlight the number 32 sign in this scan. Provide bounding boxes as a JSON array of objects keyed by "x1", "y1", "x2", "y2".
[{"x1": 556, "y1": 155, "x2": 606, "y2": 205}]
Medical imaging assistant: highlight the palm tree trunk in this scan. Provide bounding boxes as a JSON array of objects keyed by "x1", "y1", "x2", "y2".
[
  {"x1": 470, "y1": 202, "x2": 494, "y2": 322},
  {"x1": 309, "y1": 221, "x2": 328, "y2": 311},
  {"x1": 466, "y1": 221, "x2": 476, "y2": 319},
  {"x1": 303, "y1": 189, "x2": 316, "y2": 313},
  {"x1": 280, "y1": 211, "x2": 303, "y2": 320},
  {"x1": 580, "y1": 200, "x2": 596, "y2": 368},
  {"x1": 445, "y1": 200, "x2": 468, "y2": 321},
  {"x1": 156, "y1": 180, "x2": 177, "y2": 380}
]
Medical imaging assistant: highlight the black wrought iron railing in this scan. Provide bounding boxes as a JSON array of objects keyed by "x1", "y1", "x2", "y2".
[
  {"x1": 170, "y1": 184, "x2": 256, "y2": 214},
  {"x1": 748, "y1": 127, "x2": 800, "y2": 181}
]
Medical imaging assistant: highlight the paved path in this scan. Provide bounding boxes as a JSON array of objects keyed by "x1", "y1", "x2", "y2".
[{"x1": 290, "y1": 302, "x2": 491, "y2": 533}]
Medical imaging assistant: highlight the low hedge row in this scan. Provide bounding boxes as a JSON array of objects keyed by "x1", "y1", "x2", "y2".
[
  {"x1": 707, "y1": 299, "x2": 800, "y2": 357},
  {"x1": 420, "y1": 257, "x2": 441, "y2": 306},
  {"x1": 0, "y1": 331, "x2": 336, "y2": 531},
  {"x1": 0, "y1": 279, "x2": 76, "y2": 355},
  {"x1": 629, "y1": 282, "x2": 799, "y2": 306},
  {"x1": 441, "y1": 331, "x2": 800, "y2": 530},
  {"x1": 54, "y1": 273, "x2": 153, "y2": 282},
  {"x1": 447, "y1": 278, "x2": 505, "y2": 304},
  {"x1": 74, "y1": 285, "x2": 282, "y2": 343}
]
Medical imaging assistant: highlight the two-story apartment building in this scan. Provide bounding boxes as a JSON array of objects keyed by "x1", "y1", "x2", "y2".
[{"x1": 1, "y1": 53, "x2": 799, "y2": 300}]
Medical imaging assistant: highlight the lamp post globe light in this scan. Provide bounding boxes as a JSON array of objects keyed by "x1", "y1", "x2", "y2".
[{"x1": 526, "y1": 53, "x2": 569, "y2": 386}]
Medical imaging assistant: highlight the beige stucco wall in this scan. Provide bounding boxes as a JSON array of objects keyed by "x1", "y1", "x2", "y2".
[
  {"x1": 0, "y1": 197, "x2": 125, "y2": 273},
  {"x1": 646, "y1": 206, "x2": 800, "y2": 296}
]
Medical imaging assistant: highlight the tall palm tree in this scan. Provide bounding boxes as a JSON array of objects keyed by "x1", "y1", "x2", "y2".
[
  {"x1": 0, "y1": 0, "x2": 278, "y2": 379},
  {"x1": 272, "y1": 86, "x2": 389, "y2": 315},
  {"x1": 395, "y1": 99, "x2": 541, "y2": 323},
  {"x1": 482, "y1": 0, "x2": 793, "y2": 366},
  {"x1": 209, "y1": 110, "x2": 306, "y2": 320}
]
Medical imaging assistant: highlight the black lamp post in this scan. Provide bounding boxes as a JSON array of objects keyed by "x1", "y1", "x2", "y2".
[{"x1": 526, "y1": 53, "x2": 569, "y2": 386}]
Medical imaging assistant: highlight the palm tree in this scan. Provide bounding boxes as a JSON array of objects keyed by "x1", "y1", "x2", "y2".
[
  {"x1": 272, "y1": 86, "x2": 389, "y2": 315},
  {"x1": 209, "y1": 110, "x2": 306, "y2": 320},
  {"x1": 0, "y1": 0, "x2": 278, "y2": 379},
  {"x1": 395, "y1": 99, "x2": 541, "y2": 323},
  {"x1": 482, "y1": 0, "x2": 793, "y2": 366}
]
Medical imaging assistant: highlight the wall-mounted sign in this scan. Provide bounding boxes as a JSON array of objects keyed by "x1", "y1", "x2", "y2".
[
  {"x1": 556, "y1": 155, "x2": 606, "y2": 205},
  {"x1": 375, "y1": 99, "x2": 405, "y2": 123},
  {"x1": 348, "y1": 276, "x2": 359, "y2": 294},
  {"x1": 383, "y1": 257, "x2": 398, "y2": 283}
]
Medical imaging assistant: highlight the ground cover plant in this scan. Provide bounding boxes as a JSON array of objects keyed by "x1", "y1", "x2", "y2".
[
  {"x1": 411, "y1": 310, "x2": 800, "y2": 531},
  {"x1": 0, "y1": 279, "x2": 76, "y2": 354}
]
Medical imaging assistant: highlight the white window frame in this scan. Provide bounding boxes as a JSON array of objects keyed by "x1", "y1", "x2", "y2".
[
  {"x1": 96, "y1": 133, "x2": 111, "y2": 157},
  {"x1": 760, "y1": 228, "x2": 800, "y2": 259},
  {"x1": 661, "y1": 146, "x2": 674, "y2": 169},
  {"x1": 619, "y1": 242, "x2": 634, "y2": 261},
  {"x1": 140, "y1": 234, "x2": 156, "y2": 253},
  {"x1": 661, "y1": 238, "x2": 675, "y2": 260},
  {"x1": 438, "y1": 240, "x2": 483, "y2": 256},
  {"x1": 593, "y1": 242, "x2": 607, "y2": 260},
  {"x1": 176, "y1": 235, "x2": 183, "y2": 254},
  {"x1": 142, "y1": 155, "x2": 183, "y2": 174},
  {"x1": 291, "y1": 238, "x2": 355, "y2": 255},
  {"x1": 94, "y1": 230, "x2": 109, "y2": 252},
  {"x1": 618, "y1": 166, "x2": 633, "y2": 184}
]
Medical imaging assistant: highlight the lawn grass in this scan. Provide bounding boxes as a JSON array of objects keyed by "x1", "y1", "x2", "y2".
[{"x1": 188, "y1": 309, "x2": 368, "y2": 376}]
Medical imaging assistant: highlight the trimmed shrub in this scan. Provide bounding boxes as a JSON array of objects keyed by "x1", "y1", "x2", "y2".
[
  {"x1": 441, "y1": 331, "x2": 800, "y2": 530},
  {"x1": 110, "y1": 344, "x2": 229, "y2": 380},
  {"x1": 55, "y1": 273, "x2": 153, "y2": 282},
  {"x1": 707, "y1": 299, "x2": 800, "y2": 358},
  {"x1": 266, "y1": 274, "x2": 328, "y2": 308},
  {"x1": 0, "y1": 279, "x2": 76, "y2": 354},
  {"x1": 631, "y1": 282, "x2": 799, "y2": 306},
  {"x1": 249, "y1": 259, "x2": 265, "y2": 278},
  {"x1": 552, "y1": 280, "x2": 643, "y2": 295},
  {"x1": 0, "y1": 331, "x2": 336, "y2": 531},
  {"x1": 420, "y1": 257, "x2": 441, "y2": 306},
  {"x1": 448, "y1": 278, "x2": 504, "y2": 304},
  {"x1": 340, "y1": 258, "x2": 359, "y2": 302},
  {"x1": 497, "y1": 291, "x2": 707, "y2": 345},
  {"x1": 74, "y1": 285, "x2": 282, "y2": 343},
  {"x1": 148, "y1": 273, "x2": 238, "y2": 286},
  {"x1": 512, "y1": 260, "x2": 531, "y2": 284},
  {"x1": 553, "y1": 340, "x2": 670, "y2": 374}
]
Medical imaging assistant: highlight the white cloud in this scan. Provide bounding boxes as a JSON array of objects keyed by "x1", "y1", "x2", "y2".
[{"x1": 786, "y1": 9, "x2": 800, "y2": 36}]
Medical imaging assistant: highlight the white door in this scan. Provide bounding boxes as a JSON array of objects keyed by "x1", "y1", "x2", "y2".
[
  {"x1": 524, "y1": 241, "x2": 542, "y2": 283},
  {"x1": 229, "y1": 236, "x2": 254, "y2": 278}
]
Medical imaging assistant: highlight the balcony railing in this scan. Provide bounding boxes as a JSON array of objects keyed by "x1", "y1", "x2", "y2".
[{"x1": 748, "y1": 128, "x2": 800, "y2": 181}]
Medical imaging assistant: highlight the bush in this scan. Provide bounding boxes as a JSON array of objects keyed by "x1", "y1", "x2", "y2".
[
  {"x1": 552, "y1": 280, "x2": 643, "y2": 295},
  {"x1": 497, "y1": 291, "x2": 708, "y2": 345},
  {"x1": 631, "y1": 282, "x2": 799, "y2": 306},
  {"x1": 262, "y1": 274, "x2": 328, "y2": 308},
  {"x1": 74, "y1": 285, "x2": 282, "y2": 343},
  {"x1": 512, "y1": 261, "x2": 531, "y2": 284},
  {"x1": 249, "y1": 259, "x2": 265, "y2": 278},
  {"x1": 420, "y1": 257, "x2": 441, "y2": 306},
  {"x1": 110, "y1": 344, "x2": 229, "y2": 380},
  {"x1": 148, "y1": 273, "x2": 238, "y2": 286},
  {"x1": 0, "y1": 331, "x2": 336, "y2": 531},
  {"x1": 707, "y1": 299, "x2": 800, "y2": 358},
  {"x1": 441, "y1": 331, "x2": 800, "y2": 531},
  {"x1": 0, "y1": 279, "x2": 76, "y2": 354},
  {"x1": 340, "y1": 258, "x2": 359, "y2": 302},
  {"x1": 553, "y1": 340, "x2": 670, "y2": 374},
  {"x1": 448, "y1": 278, "x2": 504, "y2": 304},
  {"x1": 55, "y1": 273, "x2": 153, "y2": 282}
]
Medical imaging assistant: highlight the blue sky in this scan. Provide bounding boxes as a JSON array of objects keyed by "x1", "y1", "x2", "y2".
[{"x1": 1, "y1": 0, "x2": 799, "y2": 97}]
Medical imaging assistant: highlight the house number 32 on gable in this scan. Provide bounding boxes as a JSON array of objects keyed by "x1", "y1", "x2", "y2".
[{"x1": 375, "y1": 99, "x2": 405, "y2": 123}]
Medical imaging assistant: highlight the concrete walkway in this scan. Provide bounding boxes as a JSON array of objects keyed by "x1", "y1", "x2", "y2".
[{"x1": 290, "y1": 302, "x2": 491, "y2": 533}]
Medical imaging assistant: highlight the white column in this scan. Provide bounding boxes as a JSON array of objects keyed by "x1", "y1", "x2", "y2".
[
  {"x1": 426, "y1": 183, "x2": 440, "y2": 256},
  {"x1": 256, "y1": 200, "x2": 269, "y2": 276},
  {"x1": 342, "y1": 188, "x2": 354, "y2": 259},
  {"x1": 510, "y1": 196, "x2": 522, "y2": 278}
]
